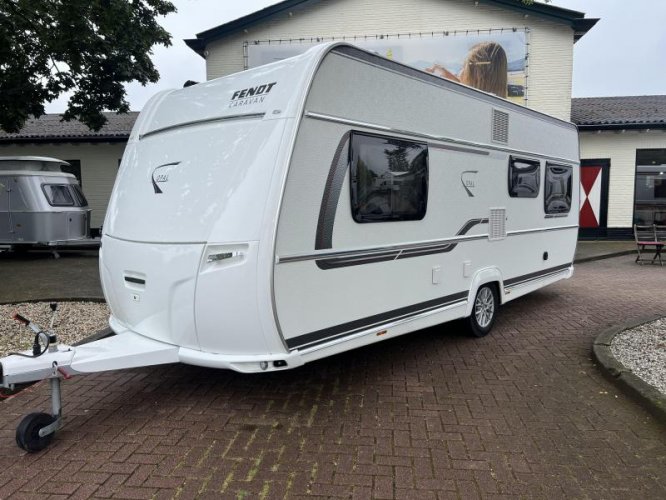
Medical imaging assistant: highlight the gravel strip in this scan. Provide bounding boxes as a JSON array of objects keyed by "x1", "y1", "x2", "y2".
[
  {"x1": 611, "y1": 318, "x2": 666, "y2": 395},
  {"x1": 0, "y1": 302, "x2": 110, "y2": 357}
]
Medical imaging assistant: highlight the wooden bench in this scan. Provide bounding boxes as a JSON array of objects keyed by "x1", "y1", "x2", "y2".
[{"x1": 634, "y1": 224, "x2": 664, "y2": 266}]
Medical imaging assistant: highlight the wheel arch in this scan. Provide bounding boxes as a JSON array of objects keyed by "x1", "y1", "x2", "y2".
[{"x1": 464, "y1": 267, "x2": 504, "y2": 318}]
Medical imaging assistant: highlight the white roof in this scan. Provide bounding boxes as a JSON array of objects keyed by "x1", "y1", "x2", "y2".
[
  {"x1": 0, "y1": 156, "x2": 70, "y2": 173},
  {"x1": 0, "y1": 170, "x2": 75, "y2": 179},
  {"x1": 0, "y1": 156, "x2": 70, "y2": 165}
]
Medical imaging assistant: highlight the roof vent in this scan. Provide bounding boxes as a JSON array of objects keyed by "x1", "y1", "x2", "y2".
[{"x1": 492, "y1": 109, "x2": 509, "y2": 144}]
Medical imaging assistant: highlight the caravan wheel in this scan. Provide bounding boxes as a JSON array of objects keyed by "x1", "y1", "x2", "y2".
[{"x1": 468, "y1": 284, "x2": 498, "y2": 338}]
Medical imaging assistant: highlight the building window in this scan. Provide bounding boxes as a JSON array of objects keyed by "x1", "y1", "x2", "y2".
[
  {"x1": 63, "y1": 160, "x2": 82, "y2": 186},
  {"x1": 544, "y1": 163, "x2": 573, "y2": 214},
  {"x1": 634, "y1": 149, "x2": 666, "y2": 225},
  {"x1": 350, "y1": 132, "x2": 428, "y2": 223},
  {"x1": 508, "y1": 157, "x2": 540, "y2": 198}
]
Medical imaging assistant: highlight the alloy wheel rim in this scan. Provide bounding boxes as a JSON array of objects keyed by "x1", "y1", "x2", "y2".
[{"x1": 474, "y1": 287, "x2": 494, "y2": 328}]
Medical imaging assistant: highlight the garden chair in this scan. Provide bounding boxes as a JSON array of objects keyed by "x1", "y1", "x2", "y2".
[{"x1": 634, "y1": 224, "x2": 664, "y2": 266}]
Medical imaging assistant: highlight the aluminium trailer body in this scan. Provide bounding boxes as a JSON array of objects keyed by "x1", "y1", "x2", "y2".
[
  {"x1": 0, "y1": 156, "x2": 91, "y2": 249},
  {"x1": 0, "y1": 43, "x2": 579, "y2": 450}
]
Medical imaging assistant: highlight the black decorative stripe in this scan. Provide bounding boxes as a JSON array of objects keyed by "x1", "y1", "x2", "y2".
[
  {"x1": 315, "y1": 132, "x2": 351, "y2": 250},
  {"x1": 317, "y1": 218, "x2": 489, "y2": 269},
  {"x1": 286, "y1": 291, "x2": 468, "y2": 350},
  {"x1": 124, "y1": 277, "x2": 146, "y2": 285},
  {"x1": 315, "y1": 250, "x2": 400, "y2": 270},
  {"x1": 504, "y1": 263, "x2": 572, "y2": 287},
  {"x1": 397, "y1": 244, "x2": 456, "y2": 259}
]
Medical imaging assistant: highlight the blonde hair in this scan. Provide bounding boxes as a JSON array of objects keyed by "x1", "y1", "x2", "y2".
[{"x1": 459, "y1": 42, "x2": 508, "y2": 98}]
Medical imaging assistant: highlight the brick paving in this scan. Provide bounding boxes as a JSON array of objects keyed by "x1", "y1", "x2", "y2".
[
  {"x1": 0, "y1": 250, "x2": 102, "y2": 303},
  {"x1": 0, "y1": 254, "x2": 665, "y2": 499}
]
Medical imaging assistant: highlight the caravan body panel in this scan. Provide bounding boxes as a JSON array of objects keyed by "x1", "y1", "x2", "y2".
[
  {"x1": 100, "y1": 42, "x2": 579, "y2": 371},
  {"x1": 273, "y1": 47, "x2": 578, "y2": 351},
  {"x1": 100, "y1": 47, "x2": 331, "y2": 354}
]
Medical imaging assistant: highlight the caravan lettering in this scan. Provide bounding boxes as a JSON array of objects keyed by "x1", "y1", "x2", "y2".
[{"x1": 230, "y1": 82, "x2": 277, "y2": 107}]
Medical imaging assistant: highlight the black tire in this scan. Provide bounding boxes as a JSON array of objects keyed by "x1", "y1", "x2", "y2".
[
  {"x1": 16, "y1": 412, "x2": 56, "y2": 452},
  {"x1": 467, "y1": 284, "x2": 499, "y2": 338}
]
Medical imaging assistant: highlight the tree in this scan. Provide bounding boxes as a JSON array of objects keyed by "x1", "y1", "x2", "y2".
[{"x1": 0, "y1": 0, "x2": 175, "y2": 133}]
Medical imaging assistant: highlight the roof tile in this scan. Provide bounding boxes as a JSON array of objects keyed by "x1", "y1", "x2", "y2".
[
  {"x1": 572, "y1": 95, "x2": 666, "y2": 128},
  {"x1": 0, "y1": 112, "x2": 138, "y2": 141}
]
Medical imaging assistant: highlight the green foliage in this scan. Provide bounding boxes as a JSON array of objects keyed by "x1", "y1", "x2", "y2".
[{"x1": 0, "y1": 0, "x2": 175, "y2": 132}]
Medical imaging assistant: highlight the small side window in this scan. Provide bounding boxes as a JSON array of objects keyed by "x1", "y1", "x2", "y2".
[
  {"x1": 350, "y1": 132, "x2": 428, "y2": 223},
  {"x1": 42, "y1": 184, "x2": 74, "y2": 207},
  {"x1": 508, "y1": 156, "x2": 540, "y2": 198},
  {"x1": 545, "y1": 163, "x2": 573, "y2": 214}
]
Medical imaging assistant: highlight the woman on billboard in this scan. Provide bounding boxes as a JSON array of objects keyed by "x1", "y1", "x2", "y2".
[{"x1": 427, "y1": 41, "x2": 508, "y2": 98}]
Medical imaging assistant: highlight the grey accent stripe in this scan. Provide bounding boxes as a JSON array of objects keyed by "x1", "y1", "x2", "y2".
[
  {"x1": 316, "y1": 218, "x2": 488, "y2": 269},
  {"x1": 305, "y1": 111, "x2": 579, "y2": 166},
  {"x1": 506, "y1": 224, "x2": 578, "y2": 236},
  {"x1": 139, "y1": 112, "x2": 265, "y2": 140},
  {"x1": 315, "y1": 132, "x2": 351, "y2": 250},
  {"x1": 104, "y1": 235, "x2": 206, "y2": 245},
  {"x1": 428, "y1": 143, "x2": 490, "y2": 156},
  {"x1": 504, "y1": 263, "x2": 572, "y2": 287},
  {"x1": 286, "y1": 290, "x2": 468, "y2": 350},
  {"x1": 278, "y1": 223, "x2": 577, "y2": 266}
]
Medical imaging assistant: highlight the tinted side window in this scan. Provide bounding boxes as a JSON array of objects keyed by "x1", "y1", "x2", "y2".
[
  {"x1": 350, "y1": 133, "x2": 428, "y2": 223},
  {"x1": 42, "y1": 184, "x2": 75, "y2": 207},
  {"x1": 508, "y1": 157, "x2": 540, "y2": 198},
  {"x1": 545, "y1": 163, "x2": 573, "y2": 214}
]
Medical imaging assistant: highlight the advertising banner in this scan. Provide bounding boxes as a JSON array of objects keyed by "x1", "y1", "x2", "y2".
[{"x1": 246, "y1": 30, "x2": 528, "y2": 104}]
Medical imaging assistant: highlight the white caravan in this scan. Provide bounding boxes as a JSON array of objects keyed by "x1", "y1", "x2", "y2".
[
  {"x1": 1, "y1": 43, "x2": 578, "y2": 451},
  {"x1": 0, "y1": 157, "x2": 90, "y2": 250}
]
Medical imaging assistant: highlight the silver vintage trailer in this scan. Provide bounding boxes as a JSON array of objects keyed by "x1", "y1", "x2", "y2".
[
  {"x1": 0, "y1": 156, "x2": 91, "y2": 251},
  {"x1": 0, "y1": 43, "x2": 579, "y2": 452}
]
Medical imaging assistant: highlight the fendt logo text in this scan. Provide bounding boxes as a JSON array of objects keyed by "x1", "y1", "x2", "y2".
[{"x1": 229, "y1": 82, "x2": 277, "y2": 108}]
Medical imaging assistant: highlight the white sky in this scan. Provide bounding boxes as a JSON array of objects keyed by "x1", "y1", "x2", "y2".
[{"x1": 45, "y1": 0, "x2": 666, "y2": 113}]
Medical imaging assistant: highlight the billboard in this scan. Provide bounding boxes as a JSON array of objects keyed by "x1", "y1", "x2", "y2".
[{"x1": 246, "y1": 30, "x2": 528, "y2": 105}]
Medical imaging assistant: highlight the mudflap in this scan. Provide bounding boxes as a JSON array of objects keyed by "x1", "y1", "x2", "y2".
[{"x1": 0, "y1": 331, "x2": 179, "y2": 388}]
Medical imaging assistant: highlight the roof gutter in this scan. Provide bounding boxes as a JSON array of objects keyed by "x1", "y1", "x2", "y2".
[
  {"x1": 0, "y1": 136, "x2": 131, "y2": 144},
  {"x1": 576, "y1": 123, "x2": 666, "y2": 131}
]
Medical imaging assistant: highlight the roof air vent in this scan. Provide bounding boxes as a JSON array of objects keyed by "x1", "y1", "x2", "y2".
[{"x1": 492, "y1": 109, "x2": 509, "y2": 144}]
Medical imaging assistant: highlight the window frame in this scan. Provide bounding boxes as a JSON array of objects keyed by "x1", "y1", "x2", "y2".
[
  {"x1": 41, "y1": 183, "x2": 76, "y2": 207},
  {"x1": 543, "y1": 162, "x2": 573, "y2": 215},
  {"x1": 349, "y1": 131, "x2": 429, "y2": 224},
  {"x1": 508, "y1": 156, "x2": 540, "y2": 199},
  {"x1": 70, "y1": 184, "x2": 89, "y2": 207}
]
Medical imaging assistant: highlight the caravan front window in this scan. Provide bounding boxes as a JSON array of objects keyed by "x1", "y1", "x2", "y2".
[
  {"x1": 508, "y1": 157, "x2": 540, "y2": 198},
  {"x1": 42, "y1": 184, "x2": 75, "y2": 207},
  {"x1": 350, "y1": 132, "x2": 428, "y2": 223}
]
